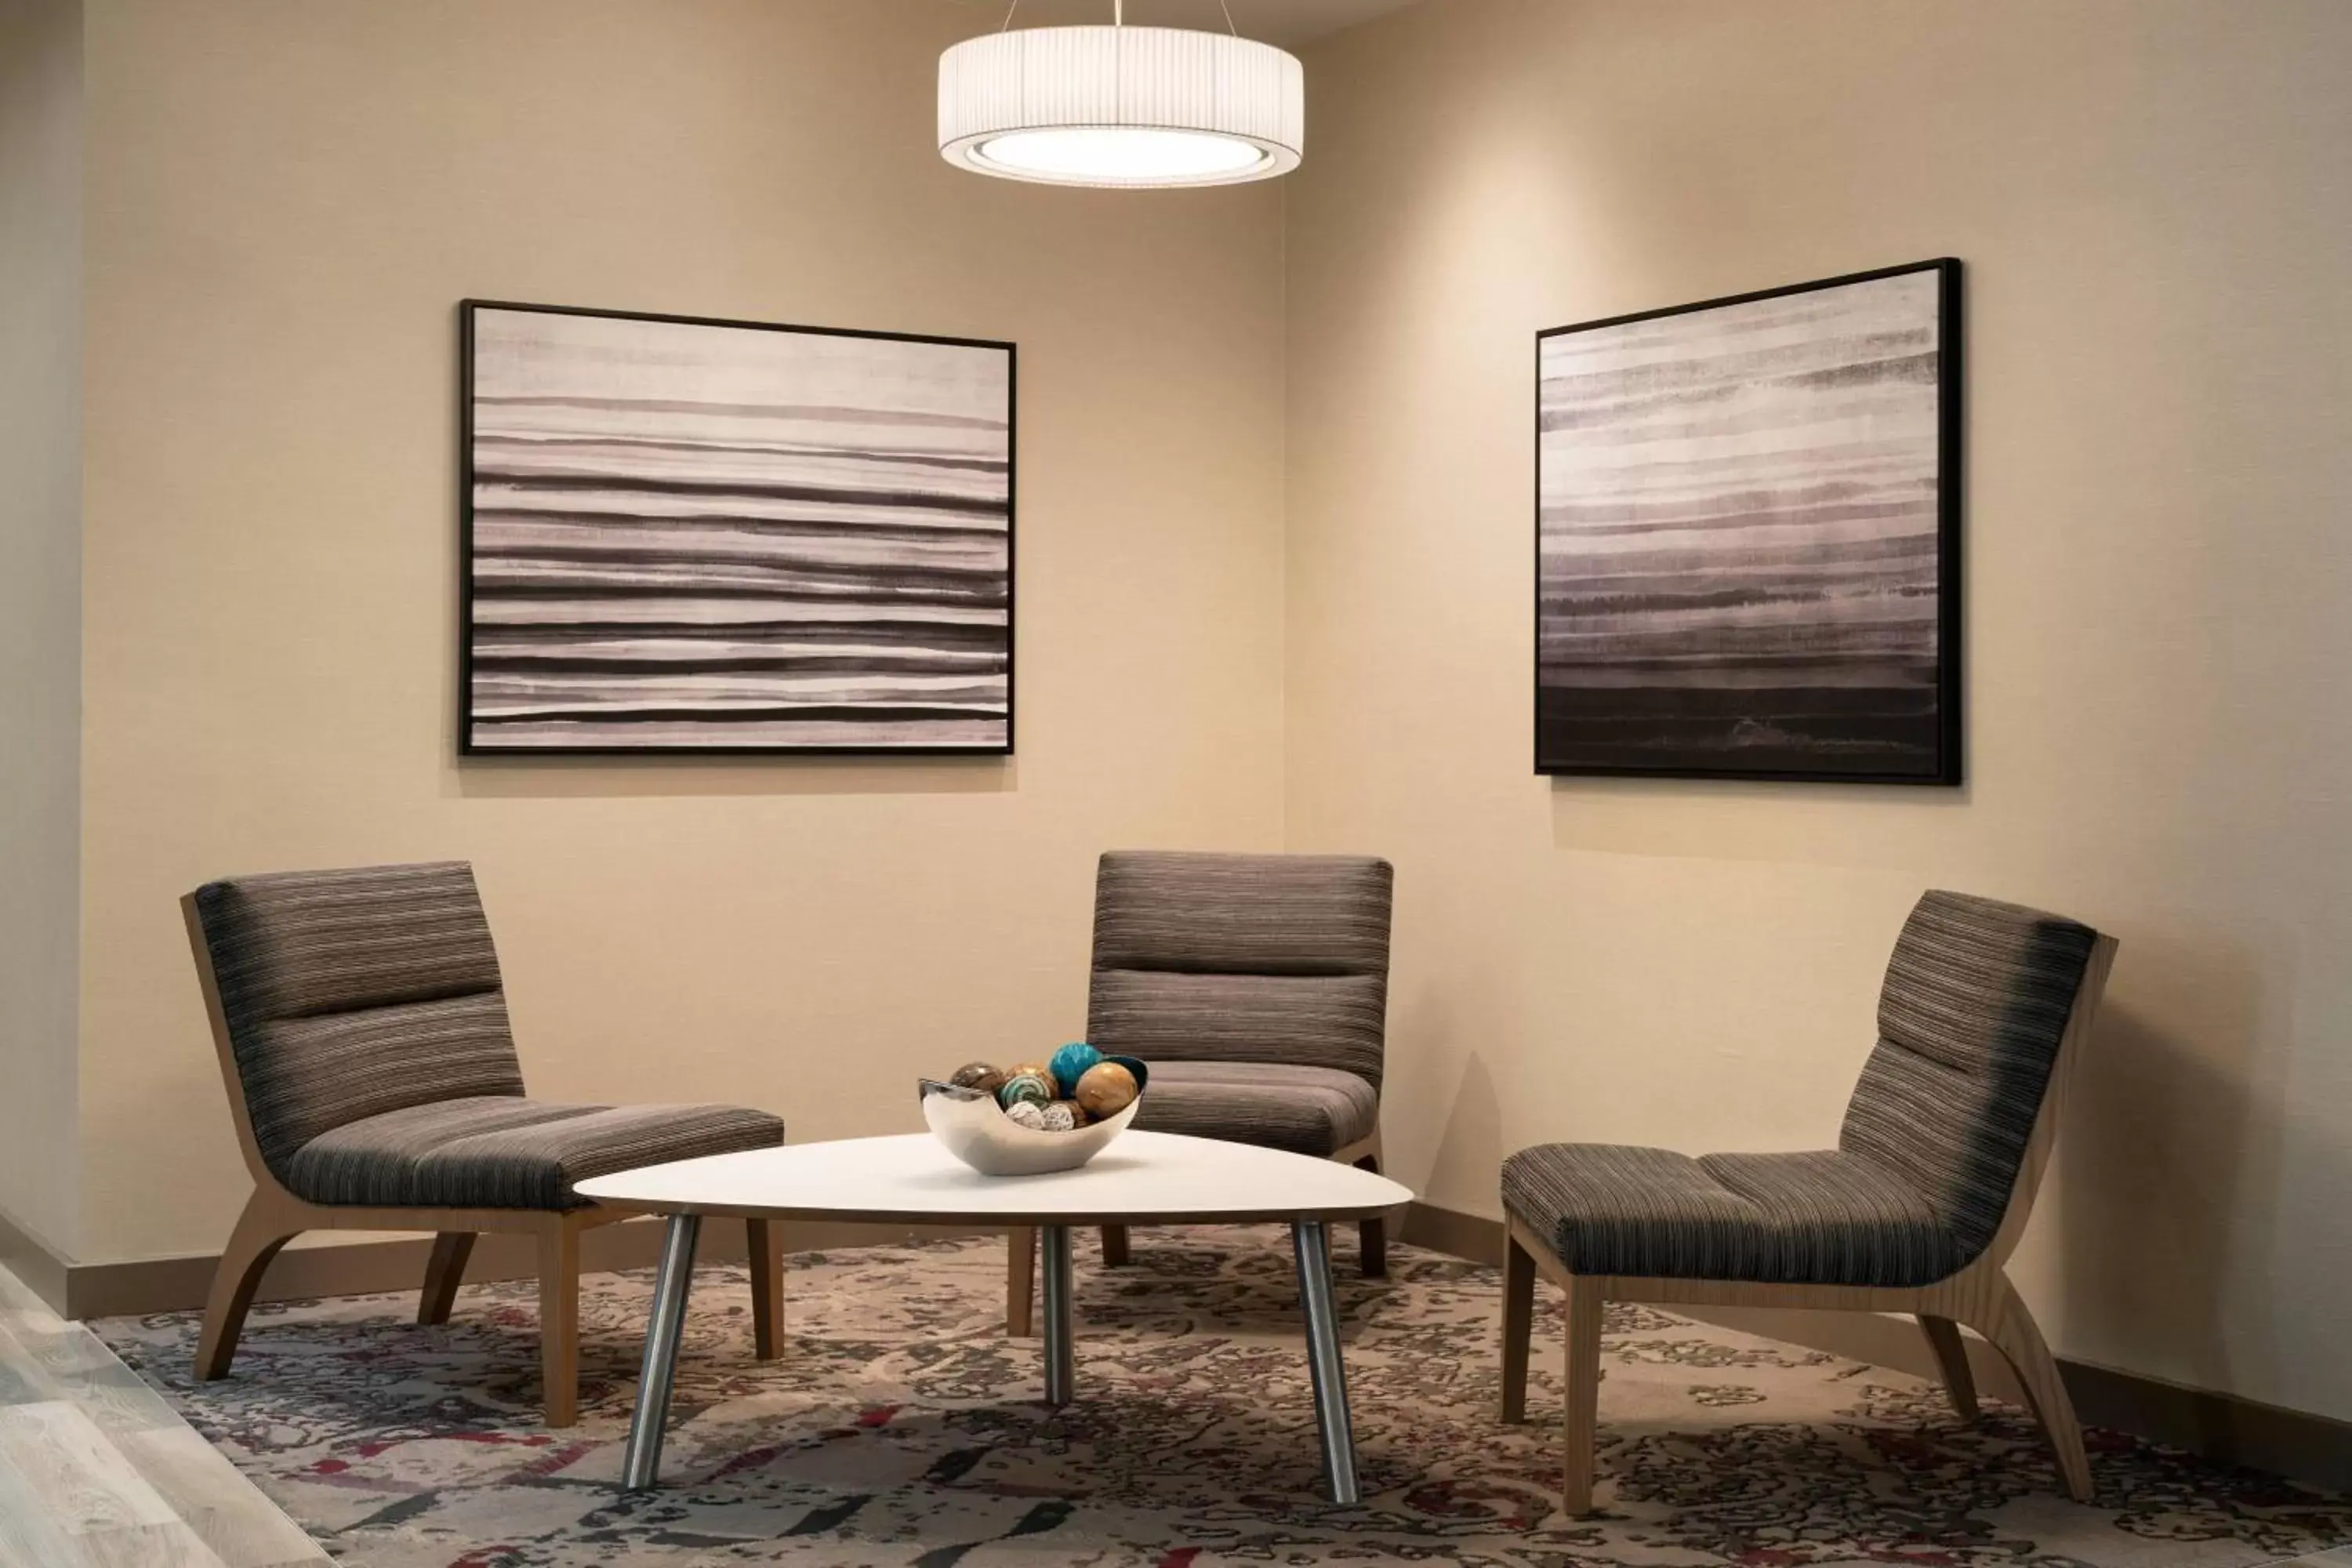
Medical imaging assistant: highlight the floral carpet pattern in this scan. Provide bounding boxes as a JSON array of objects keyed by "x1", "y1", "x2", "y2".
[{"x1": 94, "y1": 1231, "x2": 2351, "y2": 1567}]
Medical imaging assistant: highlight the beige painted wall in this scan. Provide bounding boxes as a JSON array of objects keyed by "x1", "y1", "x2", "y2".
[
  {"x1": 0, "y1": 0, "x2": 85, "y2": 1258},
  {"x1": 42, "y1": 0, "x2": 2352, "y2": 1430},
  {"x1": 74, "y1": 0, "x2": 1288, "y2": 1262},
  {"x1": 1285, "y1": 0, "x2": 2352, "y2": 1420}
]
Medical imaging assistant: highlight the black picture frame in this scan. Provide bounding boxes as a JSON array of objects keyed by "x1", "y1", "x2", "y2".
[
  {"x1": 459, "y1": 299, "x2": 1017, "y2": 758},
  {"x1": 1534, "y1": 258, "x2": 1962, "y2": 786}
]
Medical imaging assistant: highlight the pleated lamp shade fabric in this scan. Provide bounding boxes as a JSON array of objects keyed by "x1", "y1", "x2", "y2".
[{"x1": 938, "y1": 26, "x2": 1305, "y2": 188}]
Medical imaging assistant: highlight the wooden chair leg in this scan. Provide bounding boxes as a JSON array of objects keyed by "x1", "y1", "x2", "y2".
[
  {"x1": 1967, "y1": 1275, "x2": 2091, "y2": 1502},
  {"x1": 1353, "y1": 1156, "x2": 1388, "y2": 1277},
  {"x1": 1500, "y1": 1229, "x2": 1536, "y2": 1423},
  {"x1": 1560, "y1": 1275, "x2": 1606, "y2": 1515},
  {"x1": 746, "y1": 1218, "x2": 783, "y2": 1360},
  {"x1": 538, "y1": 1217, "x2": 582, "y2": 1428},
  {"x1": 1918, "y1": 1313, "x2": 1979, "y2": 1423},
  {"x1": 1100, "y1": 1224, "x2": 1131, "y2": 1267},
  {"x1": 196, "y1": 1192, "x2": 299, "y2": 1381},
  {"x1": 1006, "y1": 1225, "x2": 1037, "y2": 1338},
  {"x1": 418, "y1": 1232, "x2": 476, "y2": 1327}
]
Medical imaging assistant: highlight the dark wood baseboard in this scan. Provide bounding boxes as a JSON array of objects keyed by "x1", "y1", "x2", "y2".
[
  {"x1": 6, "y1": 1213, "x2": 984, "y2": 1321},
  {"x1": 1403, "y1": 1200, "x2": 2352, "y2": 1494},
  {"x1": 1399, "y1": 1198, "x2": 1510, "y2": 1266},
  {"x1": 0, "y1": 1202, "x2": 71, "y2": 1310}
]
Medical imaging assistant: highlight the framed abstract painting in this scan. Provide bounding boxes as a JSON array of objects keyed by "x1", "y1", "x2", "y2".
[
  {"x1": 460, "y1": 301, "x2": 1014, "y2": 755},
  {"x1": 1535, "y1": 259, "x2": 1961, "y2": 783}
]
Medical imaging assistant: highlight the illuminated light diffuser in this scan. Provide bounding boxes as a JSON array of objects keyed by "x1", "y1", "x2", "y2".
[{"x1": 940, "y1": 22, "x2": 1304, "y2": 189}]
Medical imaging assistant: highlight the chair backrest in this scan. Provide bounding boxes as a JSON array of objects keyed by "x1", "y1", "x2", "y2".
[
  {"x1": 1084, "y1": 851, "x2": 1395, "y2": 1088},
  {"x1": 1839, "y1": 889, "x2": 2110, "y2": 1270},
  {"x1": 183, "y1": 861, "x2": 527, "y2": 1184}
]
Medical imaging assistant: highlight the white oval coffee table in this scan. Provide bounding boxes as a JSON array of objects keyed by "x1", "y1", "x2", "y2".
[{"x1": 574, "y1": 1131, "x2": 1412, "y2": 1501}]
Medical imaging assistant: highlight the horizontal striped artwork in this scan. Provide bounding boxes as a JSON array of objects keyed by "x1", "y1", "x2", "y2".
[
  {"x1": 462, "y1": 303, "x2": 1014, "y2": 753},
  {"x1": 1536, "y1": 261, "x2": 1959, "y2": 782}
]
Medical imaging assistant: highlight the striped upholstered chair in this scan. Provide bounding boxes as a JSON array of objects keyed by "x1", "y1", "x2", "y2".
[
  {"x1": 1008, "y1": 851, "x2": 1396, "y2": 1331},
  {"x1": 1499, "y1": 891, "x2": 2117, "y2": 1512},
  {"x1": 182, "y1": 861, "x2": 786, "y2": 1425}
]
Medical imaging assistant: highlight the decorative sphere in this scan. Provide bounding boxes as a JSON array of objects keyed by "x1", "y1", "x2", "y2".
[
  {"x1": 1047, "y1": 1042, "x2": 1103, "y2": 1095},
  {"x1": 1038, "y1": 1101, "x2": 1077, "y2": 1133},
  {"x1": 1003, "y1": 1099, "x2": 1049, "y2": 1131},
  {"x1": 950, "y1": 1062, "x2": 1005, "y2": 1094},
  {"x1": 1059, "y1": 1098, "x2": 1091, "y2": 1127},
  {"x1": 1074, "y1": 1060, "x2": 1139, "y2": 1119},
  {"x1": 997, "y1": 1072, "x2": 1054, "y2": 1111}
]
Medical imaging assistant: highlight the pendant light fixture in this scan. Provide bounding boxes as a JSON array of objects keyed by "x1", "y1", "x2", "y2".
[{"x1": 938, "y1": 1, "x2": 1304, "y2": 189}]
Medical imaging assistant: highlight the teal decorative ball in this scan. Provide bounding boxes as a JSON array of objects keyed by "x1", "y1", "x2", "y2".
[
  {"x1": 998, "y1": 1072, "x2": 1054, "y2": 1111},
  {"x1": 1049, "y1": 1042, "x2": 1103, "y2": 1095}
]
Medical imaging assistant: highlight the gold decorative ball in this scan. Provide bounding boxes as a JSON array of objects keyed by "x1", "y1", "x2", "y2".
[{"x1": 1074, "y1": 1061, "x2": 1138, "y2": 1119}]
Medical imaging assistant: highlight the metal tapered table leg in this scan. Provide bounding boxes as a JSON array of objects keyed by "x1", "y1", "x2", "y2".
[
  {"x1": 1294, "y1": 1218, "x2": 1360, "y2": 1504},
  {"x1": 620, "y1": 1213, "x2": 702, "y2": 1490},
  {"x1": 1040, "y1": 1224, "x2": 1075, "y2": 1407}
]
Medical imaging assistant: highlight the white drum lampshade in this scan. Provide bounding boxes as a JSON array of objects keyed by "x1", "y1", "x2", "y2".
[{"x1": 938, "y1": 24, "x2": 1304, "y2": 189}]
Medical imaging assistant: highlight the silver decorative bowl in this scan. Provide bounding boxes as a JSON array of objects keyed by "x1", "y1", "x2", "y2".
[{"x1": 918, "y1": 1058, "x2": 1149, "y2": 1177}]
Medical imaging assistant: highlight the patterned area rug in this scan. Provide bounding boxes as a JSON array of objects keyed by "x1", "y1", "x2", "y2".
[{"x1": 94, "y1": 1232, "x2": 2350, "y2": 1567}]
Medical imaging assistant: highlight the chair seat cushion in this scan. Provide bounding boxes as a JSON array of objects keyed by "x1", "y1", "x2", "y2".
[
  {"x1": 282, "y1": 1095, "x2": 784, "y2": 1210},
  {"x1": 1131, "y1": 1061, "x2": 1378, "y2": 1158},
  {"x1": 1500, "y1": 1143, "x2": 1961, "y2": 1288}
]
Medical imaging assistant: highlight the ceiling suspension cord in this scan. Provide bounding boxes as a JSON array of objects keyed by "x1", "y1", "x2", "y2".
[
  {"x1": 1085, "y1": 0, "x2": 1235, "y2": 33},
  {"x1": 1004, "y1": 0, "x2": 1239, "y2": 34}
]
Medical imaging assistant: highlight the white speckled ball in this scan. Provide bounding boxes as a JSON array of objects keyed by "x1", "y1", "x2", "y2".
[
  {"x1": 1039, "y1": 1101, "x2": 1077, "y2": 1132},
  {"x1": 1004, "y1": 1099, "x2": 1049, "y2": 1131}
]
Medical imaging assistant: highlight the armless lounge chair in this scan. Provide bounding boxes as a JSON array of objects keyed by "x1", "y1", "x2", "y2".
[
  {"x1": 1009, "y1": 851, "x2": 1396, "y2": 1334},
  {"x1": 183, "y1": 861, "x2": 786, "y2": 1426},
  {"x1": 1499, "y1": 891, "x2": 2117, "y2": 1512}
]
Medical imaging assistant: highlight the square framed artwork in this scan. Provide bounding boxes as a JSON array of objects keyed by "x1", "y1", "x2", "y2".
[
  {"x1": 1535, "y1": 259, "x2": 1961, "y2": 783},
  {"x1": 459, "y1": 301, "x2": 1014, "y2": 755}
]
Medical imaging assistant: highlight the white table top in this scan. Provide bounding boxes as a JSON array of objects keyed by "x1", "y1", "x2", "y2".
[{"x1": 574, "y1": 1131, "x2": 1413, "y2": 1225}]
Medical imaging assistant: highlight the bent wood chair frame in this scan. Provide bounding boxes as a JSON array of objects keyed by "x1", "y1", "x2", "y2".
[
  {"x1": 1004, "y1": 1129, "x2": 1389, "y2": 1338},
  {"x1": 1500, "y1": 935, "x2": 2118, "y2": 1513},
  {"x1": 180, "y1": 895, "x2": 783, "y2": 1427}
]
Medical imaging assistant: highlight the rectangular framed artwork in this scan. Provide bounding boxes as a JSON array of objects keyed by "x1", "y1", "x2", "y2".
[
  {"x1": 460, "y1": 301, "x2": 1014, "y2": 754},
  {"x1": 1535, "y1": 259, "x2": 1961, "y2": 783}
]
